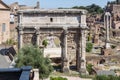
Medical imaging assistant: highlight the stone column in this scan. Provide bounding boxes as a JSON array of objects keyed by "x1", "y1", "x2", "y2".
[
  {"x1": 36, "y1": 28, "x2": 40, "y2": 46},
  {"x1": 79, "y1": 11, "x2": 88, "y2": 74},
  {"x1": 80, "y1": 30, "x2": 87, "y2": 74},
  {"x1": 19, "y1": 29, "x2": 23, "y2": 48},
  {"x1": 61, "y1": 27, "x2": 69, "y2": 73},
  {"x1": 18, "y1": 13, "x2": 23, "y2": 49},
  {"x1": 104, "y1": 12, "x2": 111, "y2": 49},
  {"x1": 18, "y1": 26, "x2": 23, "y2": 49},
  {"x1": 76, "y1": 33, "x2": 81, "y2": 71}
]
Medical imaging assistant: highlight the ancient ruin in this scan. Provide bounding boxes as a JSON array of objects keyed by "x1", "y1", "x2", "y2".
[{"x1": 17, "y1": 9, "x2": 88, "y2": 73}]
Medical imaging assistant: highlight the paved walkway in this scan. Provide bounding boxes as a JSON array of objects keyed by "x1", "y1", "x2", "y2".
[
  {"x1": 0, "y1": 54, "x2": 10, "y2": 68},
  {"x1": 62, "y1": 76, "x2": 92, "y2": 80},
  {"x1": 44, "y1": 76, "x2": 92, "y2": 80}
]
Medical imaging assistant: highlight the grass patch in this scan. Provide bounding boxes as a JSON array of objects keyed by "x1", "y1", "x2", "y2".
[
  {"x1": 51, "y1": 71, "x2": 80, "y2": 77},
  {"x1": 80, "y1": 74, "x2": 95, "y2": 78}
]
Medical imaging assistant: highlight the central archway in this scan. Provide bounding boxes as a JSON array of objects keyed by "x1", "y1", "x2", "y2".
[{"x1": 43, "y1": 35, "x2": 62, "y2": 58}]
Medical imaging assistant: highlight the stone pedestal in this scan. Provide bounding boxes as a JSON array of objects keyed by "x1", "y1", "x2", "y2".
[
  {"x1": 105, "y1": 43, "x2": 110, "y2": 49},
  {"x1": 33, "y1": 69, "x2": 39, "y2": 80}
]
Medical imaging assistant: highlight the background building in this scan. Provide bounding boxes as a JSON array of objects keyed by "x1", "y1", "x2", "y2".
[{"x1": 0, "y1": 0, "x2": 10, "y2": 44}]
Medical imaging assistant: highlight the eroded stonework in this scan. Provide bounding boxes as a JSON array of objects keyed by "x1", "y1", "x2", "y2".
[
  {"x1": 23, "y1": 34, "x2": 36, "y2": 45},
  {"x1": 17, "y1": 9, "x2": 87, "y2": 73}
]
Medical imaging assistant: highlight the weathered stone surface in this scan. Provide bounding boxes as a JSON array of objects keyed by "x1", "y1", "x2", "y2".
[{"x1": 17, "y1": 9, "x2": 88, "y2": 73}]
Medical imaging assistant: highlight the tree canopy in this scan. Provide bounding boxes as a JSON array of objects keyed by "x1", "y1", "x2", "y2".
[
  {"x1": 72, "y1": 4, "x2": 104, "y2": 14},
  {"x1": 15, "y1": 44, "x2": 53, "y2": 78}
]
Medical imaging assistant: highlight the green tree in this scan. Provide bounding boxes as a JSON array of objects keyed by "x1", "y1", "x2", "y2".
[
  {"x1": 72, "y1": 4, "x2": 103, "y2": 14},
  {"x1": 86, "y1": 42, "x2": 93, "y2": 52},
  {"x1": 72, "y1": 6, "x2": 87, "y2": 9},
  {"x1": 86, "y1": 4, "x2": 103, "y2": 14},
  {"x1": 15, "y1": 44, "x2": 53, "y2": 78}
]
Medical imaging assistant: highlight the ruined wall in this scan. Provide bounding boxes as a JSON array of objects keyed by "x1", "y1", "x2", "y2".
[
  {"x1": 17, "y1": 9, "x2": 88, "y2": 73},
  {"x1": 22, "y1": 13, "x2": 80, "y2": 25},
  {"x1": 22, "y1": 27, "x2": 81, "y2": 62},
  {"x1": 0, "y1": 10, "x2": 10, "y2": 44}
]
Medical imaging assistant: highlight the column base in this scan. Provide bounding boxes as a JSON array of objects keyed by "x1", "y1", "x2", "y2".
[
  {"x1": 79, "y1": 68, "x2": 88, "y2": 75},
  {"x1": 105, "y1": 43, "x2": 110, "y2": 49},
  {"x1": 62, "y1": 66, "x2": 70, "y2": 73}
]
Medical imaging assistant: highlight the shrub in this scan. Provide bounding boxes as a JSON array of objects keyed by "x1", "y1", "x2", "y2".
[
  {"x1": 86, "y1": 64, "x2": 93, "y2": 74},
  {"x1": 6, "y1": 39, "x2": 17, "y2": 45},
  {"x1": 86, "y1": 42, "x2": 93, "y2": 52},
  {"x1": 93, "y1": 75, "x2": 120, "y2": 80},
  {"x1": 42, "y1": 39, "x2": 48, "y2": 47},
  {"x1": 15, "y1": 44, "x2": 53, "y2": 78},
  {"x1": 111, "y1": 45, "x2": 116, "y2": 49},
  {"x1": 50, "y1": 77, "x2": 68, "y2": 80}
]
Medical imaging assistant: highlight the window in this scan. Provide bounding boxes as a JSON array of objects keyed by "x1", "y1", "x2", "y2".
[
  {"x1": 50, "y1": 18, "x2": 53, "y2": 22},
  {"x1": 2, "y1": 23, "x2": 6, "y2": 32},
  {"x1": 10, "y1": 14, "x2": 14, "y2": 23}
]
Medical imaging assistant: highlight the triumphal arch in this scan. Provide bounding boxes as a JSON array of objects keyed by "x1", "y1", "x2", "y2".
[{"x1": 17, "y1": 9, "x2": 88, "y2": 73}]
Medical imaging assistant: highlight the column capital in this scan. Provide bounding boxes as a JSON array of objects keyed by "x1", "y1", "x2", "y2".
[
  {"x1": 36, "y1": 30, "x2": 40, "y2": 35},
  {"x1": 63, "y1": 27, "x2": 68, "y2": 30},
  {"x1": 17, "y1": 26, "x2": 24, "y2": 31},
  {"x1": 34, "y1": 27, "x2": 40, "y2": 35},
  {"x1": 19, "y1": 27, "x2": 24, "y2": 35},
  {"x1": 81, "y1": 10, "x2": 87, "y2": 15},
  {"x1": 63, "y1": 27, "x2": 68, "y2": 35},
  {"x1": 19, "y1": 31, "x2": 24, "y2": 35}
]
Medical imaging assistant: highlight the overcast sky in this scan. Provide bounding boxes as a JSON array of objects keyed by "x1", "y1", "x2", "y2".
[{"x1": 3, "y1": 0, "x2": 115, "y2": 8}]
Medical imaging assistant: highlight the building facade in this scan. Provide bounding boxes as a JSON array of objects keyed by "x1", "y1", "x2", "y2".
[
  {"x1": 0, "y1": 0, "x2": 10, "y2": 44},
  {"x1": 9, "y1": 2, "x2": 40, "y2": 41}
]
